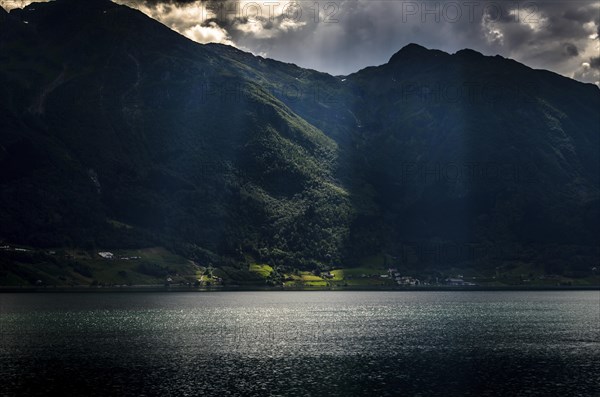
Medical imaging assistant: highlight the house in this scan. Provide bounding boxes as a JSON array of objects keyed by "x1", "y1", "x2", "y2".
[
  {"x1": 98, "y1": 252, "x2": 114, "y2": 259},
  {"x1": 397, "y1": 276, "x2": 420, "y2": 286},
  {"x1": 445, "y1": 278, "x2": 476, "y2": 286},
  {"x1": 322, "y1": 272, "x2": 334, "y2": 279}
]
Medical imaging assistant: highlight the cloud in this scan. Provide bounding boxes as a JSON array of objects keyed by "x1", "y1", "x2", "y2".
[
  {"x1": 574, "y1": 61, "x2": 600, "y2": 87},
  {"x1": 3, "y1": 0, "x2": 600, "y2": 85},
  {"x1": 133, "y1": 0, "x2": 595, "y2": 85},
  {"x1": 563, "y1": 42, "x2": 579, "y2": 57},
  {"x1": 114, "y1": 0, "x2": 312, "y2": 50},
  {"x1": 183, "y1": 21, "x2": 232, "y2": 45},
  {"x1": 0, "y1": 0, "x2": 40, "y2": 10}
]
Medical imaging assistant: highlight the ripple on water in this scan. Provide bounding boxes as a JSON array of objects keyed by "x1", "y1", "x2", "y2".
[{"x1": 1, "y1": 291, "x2": 599, "y2": 396}]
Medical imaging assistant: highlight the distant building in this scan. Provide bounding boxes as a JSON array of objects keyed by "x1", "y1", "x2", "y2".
[
  {"x1": 98, "y1": 252, "x2": 114, "y2": 259},
  {"x1": 446, "y1": 278, "x2": 477, "y2": 286},
  {"x1": 397, "y1": 276, "x2": 420, "y2": 286}
]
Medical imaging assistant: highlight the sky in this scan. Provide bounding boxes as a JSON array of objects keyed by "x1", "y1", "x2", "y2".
[{"x1": 3, "y1": 0, "x2": 600, "y2": 85}]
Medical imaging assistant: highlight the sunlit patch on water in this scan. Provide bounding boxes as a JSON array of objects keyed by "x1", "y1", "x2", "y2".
[{"x1": 1, "y1": 291, "x2": 599, "y2": 396}]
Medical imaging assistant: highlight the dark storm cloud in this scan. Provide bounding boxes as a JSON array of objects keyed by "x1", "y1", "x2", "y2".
[
  {"x1": 10, "y1": 0, "x2": 595, "y2": 84},
  {"x1": 563, "y1": 43, "x2": 579, "y2": 57},
  {"x1": 132, "y1": 0, "x2": 198, "y2": 3},
  {"x1": 116, "y1": 0, "x2": 599, "y2": 84}
]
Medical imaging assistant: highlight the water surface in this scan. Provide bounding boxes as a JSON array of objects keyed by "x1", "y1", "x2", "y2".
[{"x1": 1, "y1": 291, "x2": 598, "y2": 396}]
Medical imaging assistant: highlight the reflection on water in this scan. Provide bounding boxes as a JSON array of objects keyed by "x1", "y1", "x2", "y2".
[{"x1": 1, "y1": 291, "x2": 598, "y2": 396}]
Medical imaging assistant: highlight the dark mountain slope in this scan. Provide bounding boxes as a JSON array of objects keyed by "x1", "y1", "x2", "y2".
[
  {"x1": 337, "y1": 44, "x2": 599, "y2": 267},
  {"x1": 0, "y1": 1, "x2": 598, "y2": 277},
  {"x1": 0, "y1": 0, "x2": 351, "y2": 267}
]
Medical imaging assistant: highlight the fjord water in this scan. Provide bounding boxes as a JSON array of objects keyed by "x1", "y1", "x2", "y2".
[{"x1": 1, "y1": 292, "x2": 598, "y2": 396}]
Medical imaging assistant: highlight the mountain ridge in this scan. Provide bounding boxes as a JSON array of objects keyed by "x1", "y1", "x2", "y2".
[{"x1": 0, "y1": 1, "x2": 598, "y2": 285}]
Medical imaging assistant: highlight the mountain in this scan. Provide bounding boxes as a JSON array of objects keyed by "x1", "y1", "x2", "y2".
[
  {"x1": 338, "y1": 43, "x2": 600, "y2": 271},
  {"x1": 1, "y1": 0, "x2": 598, "y2": 284},
  {"x1": 0, "y1": 0, "x2": 351, "y2": 270}
]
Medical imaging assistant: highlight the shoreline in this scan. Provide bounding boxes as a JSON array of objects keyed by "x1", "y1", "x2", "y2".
[{"x1": 1, "y1": 285, "x2": 598, "y2": 293}]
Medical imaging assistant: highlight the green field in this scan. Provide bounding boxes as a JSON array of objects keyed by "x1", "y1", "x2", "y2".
[
  {"x1": 248, "y1": 264, "x2": 274, "y2": 278},
  {"x1": 303, "y1": 281, "x2": 328, "y2": 287},
  {"x1": 299, "y1": 272, "x2": 324, "y2": 281},
  {"x1": 2, "y1": 246, "x2": 598, "y2": 288},
  {"x1": 0, "y1": 247, "x2": 200, "y2": 286}
]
